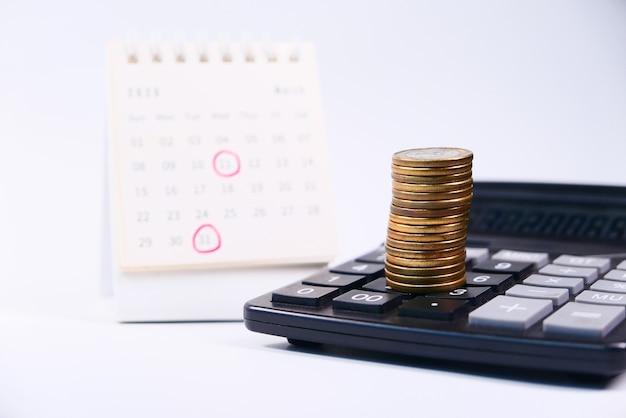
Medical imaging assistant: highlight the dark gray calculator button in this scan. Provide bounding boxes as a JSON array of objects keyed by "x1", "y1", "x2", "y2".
[
  {"x1": 399, "y1": 297, "x2": 469, "y2": 320},
  {"x1": 469, "y1": 295, "x2": 553, "y2": 331},
  {"x1": 553, "y1": 255, "x2": 611, "y2": 274},
  {"x1": 465, "y1": 272, "x2": 514, "y2": 292},
  {"x1": 576, "y1": 290, "x2": 626, "y2": 307},
  {"x1": 272, "y1": 284, "x2": 340, "y2": 307},
  {"x1": 538, "y1": 264, "x2": 598, "y2": 285},
  {"x1": 332, "y1": 290, "x2": 402, "y2": 313},
  {"x1": 604, "y1": 269, "x2": 626, "y2": 282},
  {"x1": 523, "y1": 274, "x2": 584, "y2": 295},
  {"x1": 330, "y1": 261, "x2": 384, "y2": 278},
  {"x1": 362, "y1": 277, "x2": 410, "y2": 296},
  {"x1": 505, "y1": 284, "x2": 569, "y2": 307},
  {"x1": 362, "y1": 277, "x2": 392, "y2": 292},
  {"x1": 426, "y1": 287, "x2": 492, "y2": 306},
  {"x1": 543, "y1": 302, "x2": 625, "y2": 339},
  {"x1": 473, "y1": 259, "x2": 534, "y2": 280},
  {"x1": 492, "y1": 249, "x2": 549, "y2": 268},
  {"x1": 303, "y1": 271, "x2": 366, "y2": 288},
  {"x1": 590, "y1": 280, "x2": 626, "y2": 294},
  {"x1": 356, "y1": 247, "x2": 386, "y2": 264}
]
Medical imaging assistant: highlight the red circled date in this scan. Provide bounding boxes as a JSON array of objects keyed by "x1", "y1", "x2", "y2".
[
  {"x1": 212, "y1": 150, "x2": 241, "y2": 177},
  {"x1": 192, "y1": 224, "x2": 222, "y2": 253}
]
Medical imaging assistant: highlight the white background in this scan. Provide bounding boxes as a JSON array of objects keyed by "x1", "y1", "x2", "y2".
[{"x1": 1, "y1": 1, "x2": 626, "y2": 417}]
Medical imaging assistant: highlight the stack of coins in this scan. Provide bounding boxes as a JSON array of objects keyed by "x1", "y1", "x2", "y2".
[{"x1": 385, "y1": 148, "x2": 473, "y2": 293}]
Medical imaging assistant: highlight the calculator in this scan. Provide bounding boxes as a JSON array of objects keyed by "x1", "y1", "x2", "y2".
[{"x1": 244, "y1": 182, "x2": 626, "y2": 377}]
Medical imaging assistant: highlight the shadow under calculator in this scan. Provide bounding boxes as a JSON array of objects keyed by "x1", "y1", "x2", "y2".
[{"x1": 270, "y1": 340, "x2": 620, "y2": 389}]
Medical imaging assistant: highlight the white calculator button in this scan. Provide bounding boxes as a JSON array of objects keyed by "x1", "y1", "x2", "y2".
[
  {"x1": 491, "y1": 249, "x2": 549, "y2": 268},
  {"x1": 469, "y1": 295, "x2": 553, "y2": 331},
  {"x1": 552, "y1": 254, "x2": 611, "y2": 274},
  {"x1": 543, "y1": 302, "x2": 625, "y2": 339}
]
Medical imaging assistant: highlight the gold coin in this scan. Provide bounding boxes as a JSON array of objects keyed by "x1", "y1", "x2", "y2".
[
  {"x1": 386, "y1": 272, "x2": 466, "y2": 287},
  {"x1": 387, "y1": 229, "x2": 467, "y2": 243},
  {"x1": 385, "y1": 242, "x2": 465, "y2": 260},
  {"x1": 385, "y1": 275, "x2": 466, "y2": 294},
  {"x1": 392, "y1": 148, "x2": 473, "y2": 168},
  {"x1": 391, "y1": 194, "x2": 473, "y2": 209},
  {"x1": 388, "y1": 212, "x2": 469, "y2": 226},
  {"x1": 391, "y1": 186, "x2": 472, "y2": 201},
  {"x1": 391, "y1": 178, "x2": 473, "y2": 193},
  {"x1": 384, "y1": 266, "x2": 464, "y2": 281},
  {"x1": 384, "y1": 260, "x2": 466, "y2": 277},
  {"x1": 391, "y1": 163, "x2": 472, "y2": 177},
  {"x1": 385, "y1": 251, "x2": 466, "y2": 268},
  {"x1": 386, "y1": 236, "x2": 466, "y2": 251},
  {"x1": 384, "y1": 243, "x2": 465, "y2": 259},
  {"x1": 387, "y1": 225, "x2": 467, "y2": 239},
  {"x1": 391, "y1": 171, "x2": 472, "y2": 184},
  {"x1": 385, "y1": 265, "x2": 465, "y2": 285},
  {"x1": 384, "y1": 267, "x2": 465, "y2": 284},
  {"x1": 390, "y1": 204, "x2": 471, "y2": 218}
]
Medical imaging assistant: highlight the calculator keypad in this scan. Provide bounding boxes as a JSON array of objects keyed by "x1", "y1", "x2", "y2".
[{"x1": 269, "y1": 247, "x2": 626, "y2": 339}]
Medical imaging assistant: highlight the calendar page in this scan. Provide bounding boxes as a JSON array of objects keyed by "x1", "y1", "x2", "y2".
[{"x1": 107, "y1": 39, "x2": 337, "y2": 272}]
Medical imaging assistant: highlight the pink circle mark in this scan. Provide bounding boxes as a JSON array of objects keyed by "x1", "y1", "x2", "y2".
[
  {"x1": 212, "y1": 149, "x2": 241, "y2": 177},
  {"x1": 192, "y1": 224, "x2": 222, "y2": 254}
]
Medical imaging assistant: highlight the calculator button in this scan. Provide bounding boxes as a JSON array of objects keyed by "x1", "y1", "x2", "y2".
[
  {"x1": 468, "y1": 295, "x2": 553, "y2": 331},
  {"x1": 538, "y1": 264, "x2": 599, "y2": 285},
  {"x1": 425, "y1": 287, "x2": 492, "y2": 306},
  {"x1": 552, "y1": 254, "x2": 611, "y2": 274},
  {"x1": 617, "y1": 260, "x2": 626, "y2": 270},
  {"x1": 272, "y1": 284, "x2": 340, "y2": 307},
  {"x1": 465, "y1": 247, "x2": 489, "y2": 266},
  {"x1": 332, "y1": 290, "x2": 403, "y2": 313},
  {"x1": 465, "y1": 272, "x2": 514, "y2": 292},
  {"x1": 575, "y1": 290, "x2": 626, "y2": 307},
  {"x1": 399, "y1": 297, "x2": 469, "y2": 320},
  {"x1": 491, "y1": 249, "x2": 549, "y2": 268},
  {"x1": 604, "y1": 269, "x2": 626, "y2": 282},
  {"x1": 355, "y1": 247, "x2": 386, "y2": 264},
  {"x1": 330, "y1": 261, "x2": 385, "y2": 278},
  {"x1": 505, "y1": 284, "x2": 569, "y2": 307},
  {"x1": 303, "y1": 271, "x2": 367, "y2": 288},
  {"x1": 362, "y1": 277, "x2": 411, "y2": 296},
  {"x1": 590, "y1": 280, "x2": 626, "y2": 294},
  {"x1": 543, "y1": 302, "x2": 625, "y2": 339},
  {"x1": 472, "y1": 259, "x2": 534, "y2": 280},
  {"x1": 523, "y1": 274, "x2": 584, "y2": 295}
]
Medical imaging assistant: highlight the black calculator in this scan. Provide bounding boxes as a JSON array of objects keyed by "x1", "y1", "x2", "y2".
[{"x1": 244, "y1": 182, "x2": 626, "y2": 377}]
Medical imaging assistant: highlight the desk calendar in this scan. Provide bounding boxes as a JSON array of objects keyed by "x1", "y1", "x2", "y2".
[
  {"x1": 105, "y1": 37, "x2": 337, "y2": 320},
  {"x1": 107, "y1": 38, "x2": 338, "y2": 272}
]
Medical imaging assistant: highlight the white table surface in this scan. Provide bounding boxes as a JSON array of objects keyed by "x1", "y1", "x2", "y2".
[{"x1": 1, "y1": 1, "x2": 626, "y2": 417}]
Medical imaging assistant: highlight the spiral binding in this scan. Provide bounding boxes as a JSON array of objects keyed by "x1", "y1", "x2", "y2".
[{"x1": 123, "y1": 33, "x2": 302, "y2": 64}]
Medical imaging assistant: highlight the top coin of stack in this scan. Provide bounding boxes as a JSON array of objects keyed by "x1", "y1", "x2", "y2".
[{"x1": 385, "y1": 147, "x2": 473, "y2": 294}]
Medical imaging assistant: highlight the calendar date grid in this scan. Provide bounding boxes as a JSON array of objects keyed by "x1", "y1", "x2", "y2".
[{"x1": 118, "y1": 119, "x2": 331, "y2": 260}]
